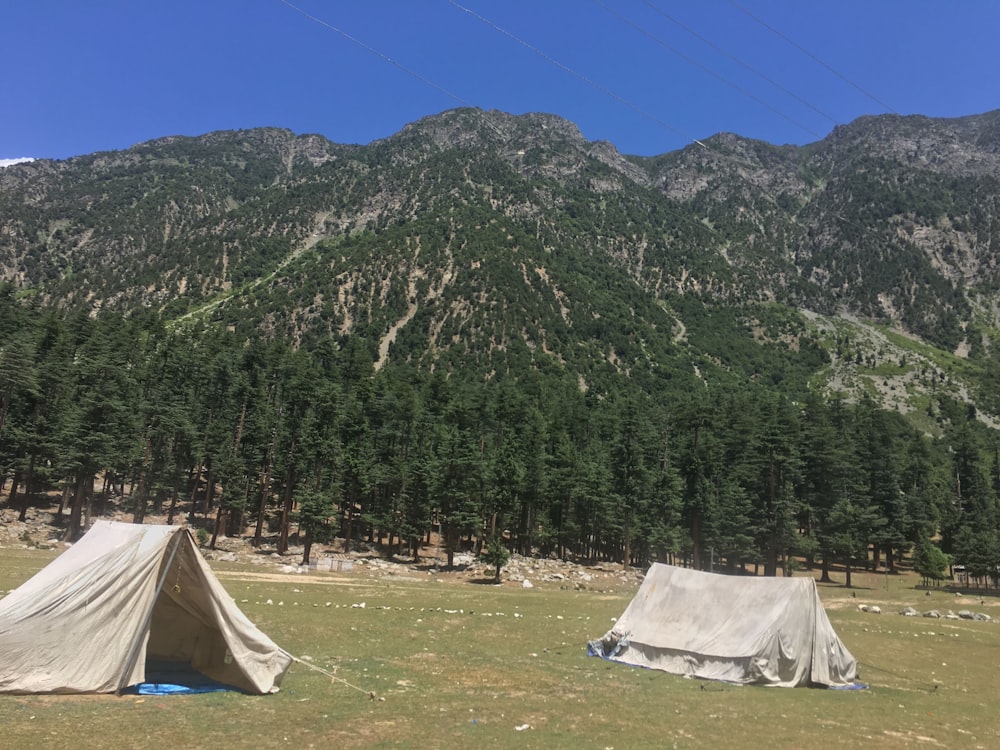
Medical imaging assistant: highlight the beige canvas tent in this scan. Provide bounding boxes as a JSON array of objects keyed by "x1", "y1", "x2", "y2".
[
  {"x1": 588, "y1": 563, "x2": 857, "y2": 687},
  {"x1": 0, "y1": 520, "x2": 292, "y2": 695}
]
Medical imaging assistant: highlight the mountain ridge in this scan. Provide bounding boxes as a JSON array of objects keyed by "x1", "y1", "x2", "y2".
[{"x1": 2, "y1": 106, "x2": 1000, "y2": 428}]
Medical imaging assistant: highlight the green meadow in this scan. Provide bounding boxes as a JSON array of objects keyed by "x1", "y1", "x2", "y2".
[{"x1": 1, "y1": 547, "x2": 997, "y2": 750}]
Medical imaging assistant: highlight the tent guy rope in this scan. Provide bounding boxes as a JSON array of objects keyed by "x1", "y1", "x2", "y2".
[{"x1": 286, "y1": 654, "x2": 380, "y2": 700}]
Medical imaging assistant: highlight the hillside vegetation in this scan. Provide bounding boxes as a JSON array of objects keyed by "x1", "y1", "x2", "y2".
[{"x1": 2, "y1": 108, "x2": 1000, "y2": 577}]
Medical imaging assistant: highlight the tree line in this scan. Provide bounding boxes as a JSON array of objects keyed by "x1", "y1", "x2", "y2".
[{"x1": 1, "y1": 286, "x2": 998, "y2": 583}]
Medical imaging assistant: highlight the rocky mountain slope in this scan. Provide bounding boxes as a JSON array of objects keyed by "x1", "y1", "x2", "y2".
[{"x1": 2, "y1": 107, "x2": 999, "y2": 427}]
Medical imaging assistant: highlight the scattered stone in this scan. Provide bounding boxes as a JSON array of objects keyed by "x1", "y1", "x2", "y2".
[{"x1": 1, "y1": 502, "x2": 666, "y2": 593}]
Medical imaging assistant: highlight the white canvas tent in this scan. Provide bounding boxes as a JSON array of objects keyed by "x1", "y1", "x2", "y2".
[
  {"x1": 588, "y1": 563, "x2": 857, "y2": 687},
  {"x1": 0, "y1": 520, "x2": 293, "y2": 695}
]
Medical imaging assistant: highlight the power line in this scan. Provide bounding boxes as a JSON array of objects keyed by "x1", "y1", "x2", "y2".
[
  {"x1": 275, "y1": 0, "x2": 685, "y2": 194},
  {"x1": 275, "y1": 0, "x2": 851, "y2": 226},
  {"x1": 272, "y1": 0, "x2": 883, "y2": 313},
  {"x1": 593, "y1": 0, "x2": 823, "y2": 140},
  {"x1": 277, "y1": 0, "x2": 819, "y2": 216},
  {"x1": 446, "y1": 0, "x2": 707, "y2": 149},
  {"x1": 641, "y1": 0, "x2": 840, "y2": 127},
  {"x1": 439, "y1": 0, "x2": 837, "y2": 247},
  {"x1": 728, "y1": 0, "x2": 898, "y2": 115},
  {"x1": 278, "y1": 0, "x2": 472, "y2": 108}
]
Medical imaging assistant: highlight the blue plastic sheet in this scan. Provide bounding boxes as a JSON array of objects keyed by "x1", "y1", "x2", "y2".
[
  {"x1": 121, "y1": 661, "x2": 240, "y2": 695},
  {"x1": 827, "y1": 681, "x2": 869, "y2": 691}
]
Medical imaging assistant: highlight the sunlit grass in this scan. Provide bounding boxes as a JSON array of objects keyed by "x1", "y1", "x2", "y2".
[{"x1": 3, "y1": 549, "x2": 1000, "y2": 749}]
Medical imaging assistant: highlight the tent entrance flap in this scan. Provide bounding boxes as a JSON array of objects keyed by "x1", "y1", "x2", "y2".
[{"x1": 116, "y1": 530, "x2": 185, "y2": 695}]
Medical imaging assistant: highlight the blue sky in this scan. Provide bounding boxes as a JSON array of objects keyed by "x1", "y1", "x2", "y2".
[{"x1": 2, "y1": 1, "x2": 998, "y2": 162}]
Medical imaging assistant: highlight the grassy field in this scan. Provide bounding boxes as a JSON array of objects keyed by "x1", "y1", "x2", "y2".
[{"x1": 1, "y1": 547, "x2": 998, "y2": 750}]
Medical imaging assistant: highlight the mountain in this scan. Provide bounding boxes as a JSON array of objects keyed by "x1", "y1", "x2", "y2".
[{"x1": 2, "y1": 108, "x2": 1000, "y2": 428}]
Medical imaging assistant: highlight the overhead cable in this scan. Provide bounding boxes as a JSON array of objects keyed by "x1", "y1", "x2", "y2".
[
  {"x1": 593, "y1": 0, "x2": 823, "y2": 139},
  {"x1": 446, "y1": 0, "x2": 708, "y2": 148},
  {"x1": 642, "y1": 0, "x2": 839, "y2": 127},
  {"x1": 278, "y1": 0, "x2": 472, "y2": 108},
  {"x1": 728, "y1": 0, "x2": 898, "y2": 115}
]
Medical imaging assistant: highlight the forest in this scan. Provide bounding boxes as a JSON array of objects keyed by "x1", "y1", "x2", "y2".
[
  {"x1": 1, "y1": 283, "x2": 995, "y2": 586},
  {"x1": 4, "y1": 110, "x2": 1000, "y2": 587}
]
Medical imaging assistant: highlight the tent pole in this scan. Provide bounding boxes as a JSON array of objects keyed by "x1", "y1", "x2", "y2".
[{"x1": 115, "y1": 530, "x2": 186, "y2": 695}]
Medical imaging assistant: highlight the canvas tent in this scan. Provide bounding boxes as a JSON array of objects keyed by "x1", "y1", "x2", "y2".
[
  {"x1": 588, "y1": 563, "x2": 857, "y2": 687},
  {"x1": 0, "y1": 520, "x2": 292, "y2": 695}
]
